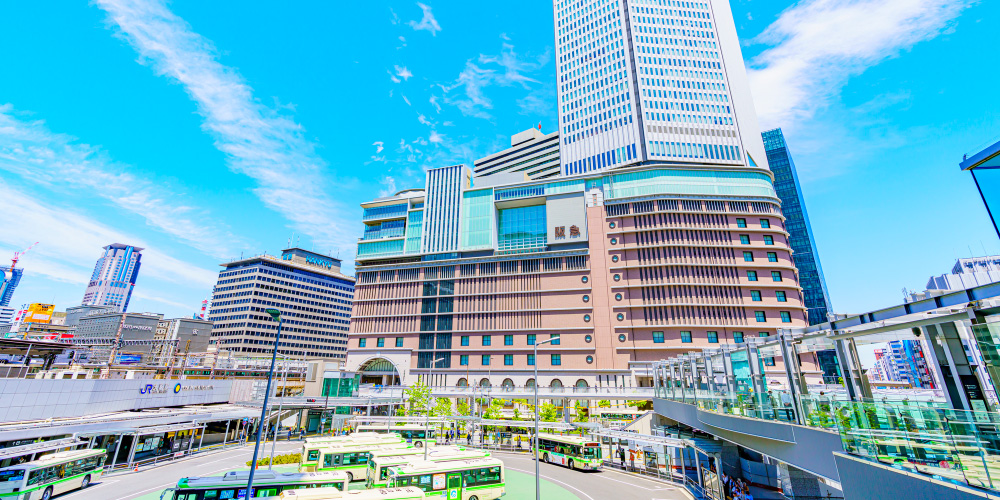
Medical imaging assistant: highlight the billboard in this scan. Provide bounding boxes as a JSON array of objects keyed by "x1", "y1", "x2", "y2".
[{"x1": 24, "y1": 303, "x2": 55, "y2": 324}]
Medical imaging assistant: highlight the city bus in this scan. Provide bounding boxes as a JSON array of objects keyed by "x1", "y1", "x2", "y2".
[
  {"x1": 313, "y1": 443, "x2": 413, "y2": 482},
  {"x1": 355, "y1": 425, "x2": 437, "y2": 448},
  {"x1": 534, "y1": 433, "x2": 603, "y2": 470},
  {"x1": 386, "y1": 457, "x2": 505, "y2": 500},
  {"x1": 161, "y1": 470, "x2": 347, "y2": 500},
  {"x1": 301, "y1": 434, "x2": 403, "y2": 472},
  {"x1": 275, "y1": 486, "x2": 426, "y2": 500},
  {"x1": 366, "y1": 447, "x2": 490, "y2": 489},
  {"x1": 0, "y1": 449, "x2": 105, "y2": 500}
]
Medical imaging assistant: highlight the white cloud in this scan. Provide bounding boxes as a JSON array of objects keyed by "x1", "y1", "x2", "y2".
[
  {"x1": 0, "y1": 183, "x2": 216, "y2": 290},
  {"x1": 409, "y1": 3, "x2": 442, "y2": 36},
  {"x1": 747, "y1": 0, "x2": 972, "y2": 129},
  {"x1": 417, "y1": 114, "x2": 433, "y2": 126},
  {"x1": 388, "y1": 70, "x2": 401, "y2": 83},
  {"x1": 0, "y1": 104, "x2": 241, "y2": 259},
  {"x1": 96, "y1": 0, "x2": 356, "y2": 254},
  {"x1": 394, "y1": 65, "x2": 413, "y2": 81},
  {"x1": 429, "y1": 95, "x2": 442, "y2": 113},
  {"x1": 402, "y1": 95, "x2": 412, "y2": 106},
  {"x1": 390, "y1": 7, "x2": 400, "y2": 25},
  {"x1": 429, "y1": 130, "x2": 444, "y2": 143},
  {"x1": 373, "y1": 141, "x2": 385, "y2": 154},
  {"x1": 442, "y1": 41, "x2": 548, "y2": 119},
  {"x1": 378, "y1": 176, "x2": 397, "y2": 198}
]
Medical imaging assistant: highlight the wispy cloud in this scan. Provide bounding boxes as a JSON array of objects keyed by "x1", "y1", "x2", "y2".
[
  {"x1": 747, "y1": 0, "x2": 972, "y2": 128},
  {"x1": 0, "y1": 183, "x2": 216, "y2": 290},
  {"x1": 0, "y1": 104, "x2": 242, "y2": 259},
  {"x1": 96, "y1": 0, "x2": 356, "y2": 254},
  {"x1": 394, "y1": 65, "x2": 413, "y2": 81},
  {"x1": 378, "y1": 176, "x2": 397, "y2": 198},
  {"x1": 429, "y1": 95, "x2": 442, "y2": 113},
  {"x1": 441, "y1": 40, "x2": 550, "y2": 120},
  {"x1": 409, "y1": 3, "x2": 442, "y2": 36},
  {"x1": 429, "y1": 130, "x2": 444, "y2": 143}
]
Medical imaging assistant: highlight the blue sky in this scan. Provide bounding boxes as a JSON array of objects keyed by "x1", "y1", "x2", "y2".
[{"x1": 0, "y1": 0, "x2": 996, "y2": 318}]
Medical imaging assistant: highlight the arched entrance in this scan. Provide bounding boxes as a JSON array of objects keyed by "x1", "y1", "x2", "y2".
[{"x1": 358, "y1": 357, "x2": 401, "y2": 386}]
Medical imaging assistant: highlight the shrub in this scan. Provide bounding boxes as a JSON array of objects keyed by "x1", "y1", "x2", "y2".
[{"x1": 246, "y1": 452, "x2": 301, "y2": 467}]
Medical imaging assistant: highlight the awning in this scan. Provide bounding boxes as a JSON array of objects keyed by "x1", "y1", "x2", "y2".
[{"x1": 0, "y1": 438, "x2": 85, "y2": 460}]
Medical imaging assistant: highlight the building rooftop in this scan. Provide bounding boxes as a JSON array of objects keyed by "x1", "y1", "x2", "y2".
[{"x1": 960, "y1": 138, "x2": 1000, "y2": 170}]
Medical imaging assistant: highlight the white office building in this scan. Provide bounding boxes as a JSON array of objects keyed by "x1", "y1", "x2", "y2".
[
  {"x1": 554, "y1": 0, "x2": 768, "y2": 174},
  {"x1": 82, "y1": 243, "x2": 143, "y2": 313}
]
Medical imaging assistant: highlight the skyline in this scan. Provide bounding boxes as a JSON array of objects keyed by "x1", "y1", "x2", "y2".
[{"x1": 0, "y1": 0, "x2": 996, "y2": 318}]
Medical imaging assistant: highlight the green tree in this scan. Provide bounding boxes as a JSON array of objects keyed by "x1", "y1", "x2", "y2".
[
  {"x1": 540, "y1": 403, "x2": 558, "y2": 422},
  {"x1": 598, "y1": 400, "x2": 611, "y2": 408},
  {"x1": 513, "y1": 407, "x2": 522, "y2": 421},
  {"x1": 574, "y1": 401, "x2": 589, "y2": 423},
  {"x1": 483, "y1": 400, "x2": 502, "y2": 420},
  {"x1": 456, "y1": 399, "x2": 470, "y2": 417},
  {"x1": 405, "y1": 379, "x2": 432, "y2": 416},
  {"x1": 628, "y1": 400, "x2": 652, "y2": 411},
  {"x1": 432, "y1": 397, "x2": 453, "y2": 418}
]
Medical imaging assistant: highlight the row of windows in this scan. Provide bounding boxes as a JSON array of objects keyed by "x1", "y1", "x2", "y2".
[
  {"x1": 459, "y1": 354, "x2": 560, "y2": 366},
  {"x1": 653, "y1": 330, "x2": 773, "y2": 344},
  {"x1": 746, "y1": 270, "x2": 785, "y2": 282},
  {"x1": 743, "y1": 251, "x2": 780, "y2": 262},
  {"x1": 359, "y1": 333, "x2": 562, "y2": 349}
]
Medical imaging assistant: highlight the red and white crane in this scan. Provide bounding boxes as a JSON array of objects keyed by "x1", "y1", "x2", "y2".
[{"x1": 10, "y1": 242, "x2": 38, "y2": 269}]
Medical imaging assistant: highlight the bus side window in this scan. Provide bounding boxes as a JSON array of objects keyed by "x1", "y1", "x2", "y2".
[{"x1": 308, "y1": 450, "x2": 319, "y2": 461}]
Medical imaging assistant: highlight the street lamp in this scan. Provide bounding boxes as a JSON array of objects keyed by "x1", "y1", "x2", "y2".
[
  {"x1": 533, "y1": 337, "x2": 556, "y2": 500},
  {"x1": 247, "y1": 308, "x2": 283, "y2": 499},
  {"x1": 269, "y1": 354, "x2": 294, "y2": 469},
  {"x1": 424, "y1": 356, "x2": 446, "y2": 460}
]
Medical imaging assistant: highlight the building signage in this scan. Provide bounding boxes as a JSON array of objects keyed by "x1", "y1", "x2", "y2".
[
  {"x1": 305, "y1": 256, "x2": 334, "y2": 269},
  {"x1": 123, "y1": 324, "x2": 154, "y2": 331},
  {"x1": 554, "y1": 225, "x2": 582, "y2": 239},
  {"x1": 140, "y1": 383, "x2": 215, "y2": 395}
]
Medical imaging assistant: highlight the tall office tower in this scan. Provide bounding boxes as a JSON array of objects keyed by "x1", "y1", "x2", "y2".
[
  {"x1": 81, "y1": 243, "x2": 143, "y2": 313},
  {"x1": 474, "y1": 128, "x2": 561, "y2": 181},
  {"x1": 762, "y1": 128, "x2": 832, "y2": 325},
  {"x1": 554, "y1": 0, "x2": 768, "y2": 174},
  {"x1": 208, "y1": 248, "x2": 355, "y2": 360},
  {"x1": 0, "y1": 266, "x2": 23, "y2": 307}
]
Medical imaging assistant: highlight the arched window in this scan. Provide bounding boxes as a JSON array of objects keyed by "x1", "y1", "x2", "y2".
[
  {"x1": 502, "y1": 378, "x2": 514, "y2": 391},
  {"x1": 479, "y1": 378, "x2": 492, "y2": 388},
  {"x1": 525, "y1": 378, "x2": 536, "y2": 389},
  {"x1": 457, "y1": 378, "x2": 468, "y2": 387},
  {"x1": 575, "y1": 379, "x2": 589, "y2": 389},
  {"x1": 550, "y1": 379, "x2": 563, "y2": 392}
]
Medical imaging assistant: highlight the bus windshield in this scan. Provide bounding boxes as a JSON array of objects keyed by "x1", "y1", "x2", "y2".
[
  {"x1": 582, "y1": 446, "x2": 601, "y2": 459},
  {"x1": 0, "y1": 470, "x2": 24, "y2": 483}
]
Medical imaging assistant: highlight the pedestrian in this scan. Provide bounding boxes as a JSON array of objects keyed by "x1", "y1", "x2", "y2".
[{"x1": 287, "y1": 428, "x2": 293, "y2": 441}]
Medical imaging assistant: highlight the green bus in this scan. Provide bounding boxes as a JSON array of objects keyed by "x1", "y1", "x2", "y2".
[
  {"x1": 356, "y1": 425, "x2": 437, "y2": 448},
  {"x1": 313, "y1": 443, "x2": 413, "y2": 482},
  {"x1": 534, "y1": 433, "x2": 603, "y2": 470},
  {"x1": 301, "y1": 434, "x2": 403, "y2": 472},
  {"x1": 387, "y1": 457, "x2": 505, "y2": 500},
  {"x1": 366, "y1": 447, "x2": 490, "y2": 489},
  {"x1": 274, "y1": 486, "x2": 427, "y2": 500},
  {"x1": 161, "y1": 470, "x2": 347, "y2": 500},
  {"x1": 0, "y1": 449, "x2": 105, "y2": 500}
]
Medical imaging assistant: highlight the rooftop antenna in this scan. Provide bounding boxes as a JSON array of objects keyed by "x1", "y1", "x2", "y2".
[{"x1": 10, "y1": 242, "x2": 39, "y2": 269}]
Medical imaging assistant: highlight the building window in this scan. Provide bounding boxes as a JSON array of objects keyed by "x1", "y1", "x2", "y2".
[
  {"x1": 584, "y1": 334, "x2": 592, "y2": 343},
  {"x1": 764, "y1": 235, "x2": 774, "y2": 245},
  {"x1": 736, "y1": 218, "x2": 747, "y2": 228},
  {"x1": 781, "y1": 311, "x2": 792, "y2": 323},
  {"x1": 733, "y1": 332, "x2": 744, "y2": 343},
  {"x1": 611, "y1": 255, "x2": 619, "y2": 263},
  {"x1": 610, "y1": 237, "x2": 618, "y2": 245},
  {"x1": 618, "y1": 334, "x2": 627, "y2": 342},
  {"x1": 527, "y1": 334, "x2": 536, "y2": 345},
  {"x1": 460, "y1": 355, "x2": 469, "y2": 366},
  {"x1": 504, "y1": 335, "x2": 514, "y2": 346},
  {"x1": 551, "y1": 334, "x2": 560, "y2": 345},
  {"x1": 767, "y1": 252, "x2": 778, "y2": 262},
  {"x1": 551, "y1": 354, "x2": 562, "y2": 366},
  {"x1": 586, "y1": 355, "x2": 594, "y2": 364},
  {"x1": 376, "y1": 337, "x2": 385, "y2": 348},
  {"x1": 759, "y1": 332, "x2": 770, "y2": 338},
  {"x1": 617, "y1": 313, "x2": 625, "y2": 321},
  {"x1": 765, "y1": 357, "x2": 776, "y2": 366},
  {"x1": 583, "y1": 295, "x2": 591, "y2": 302},
  {"x1": 740, "y1": 234, "x2": 750, "y2": 245},
  {"x1": 751, "y1": 290, "x2": 762, "y2": 301},
  {"x1": 760, "y1": 219, "x2": 771, "y2": 228},
  {"x1": 681, "y1": 331, "x2": 692, "y2": 343},
  {"x1": 707, "y1": 331, "x2": 719, "y2": 343},
  {"x1": 584, "y1": 314, "x2": 591, "y2": 322},
  {"x1": 613, "y1": 274, "x2": 621, "y2": 282},
  {"x1": 755, "y1": 311, "x2": 767, "y2": 322},
  {"x1": 772, "y1": 271, "x2": 783, "y2": 282},
  {"x1": 395, "y1": 337, "x2": 404, "y2": 347},
  {"x1": 653, "y1": 331, "x2": 664, "y2": 343},
  {"x1": 359, "y1": 338, "x2": 366, "y2": 348},
  {"x1": 776, "y1": 291, "x2": 787, "y2": 302},
  {"x1": 504, "y1": 354, "x2": 513, "y2": 366},
  {"x1": 527, "y1": 354, "x2": 535, "y2": 366},
  {"x1": 615, "y1": 293, "x2": 623, "y2": 301},
  {"x1": 497, "y1": 204, "x2": 547, "y2": 250},
  {"x1": 461, "y1": 336, "x2": 470, "y2": 347},
  {"x1": 482, "y1": 335, "x2": 492, "y2": 346},
  {"x1": 747, "y1": 271, "x2": 758, "y2": 281},
  {"x1": 581, "y1": 276, "x2": 589, "y2": 283},
  {"x1": 482, "y1": 355, "x2": 491, "y2": 366},
  {"x1": 609, "y1": 222, "x2": 616, "y2": 229},
  {"x1": 743, "y1": 251, "x2": 754, "y2": 262}
]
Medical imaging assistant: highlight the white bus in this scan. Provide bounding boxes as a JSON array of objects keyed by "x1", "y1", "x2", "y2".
[
  {"x1": 312, "y1": 443, "x2": 412, "y2": 482},
  {"x1": 162, "y1": 470, "x2": 347, "y2": 500},
  {"x1": 275, "y1": 486, "x2": 426, "y2": 499},
  {"x1": 0, "y1": 449, "x2": 105, "y2": 500},
  {"x1": 366, "y1": 447, "x2": 490, "y2": 489},
  {"x1": 355, "y1": 425, "x2": 437, "y2": 448},
  {"x1": 301, "y1": 434, "x2": 402, "y2": 472},
  {"x1": 386, "y1": 457, "x2": 505, "y2": 500},
  {"x1": 533, "y1": 433, "x2": 603, "y2": 470}
]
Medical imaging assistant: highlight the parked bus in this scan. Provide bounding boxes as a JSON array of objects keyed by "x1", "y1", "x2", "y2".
[
  {"x1": 366, "y1": 447, "x2": 490, "y2": 489},
  {"x1": 161, "y1": 470, "x2": 347, "y2": 500},
  {"x1": 313, "y1": 443, "x2": 412, "y2": 482},
  {"x1": 275, "y1": 486, "x2": 426, "y2": 500},
  {"x1": 386, "y1": 458, "x2": 505, "y2": 500},
  {"x1": 0, "y1": 449, "x2": 105, "y2": 500},
  {"x1": 533, "y1": 433, "x2": 603, "y2": 470},
  {"x1": 301, "y1": 434, "x2": 403, "y2": 472},
  {"x1": 355, "y1": 425, "x2": 436, "y2": 448}
]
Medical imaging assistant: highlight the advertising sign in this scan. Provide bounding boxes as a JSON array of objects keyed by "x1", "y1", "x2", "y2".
[
  {"x1": 116, "y1": 354, "x2": 143, "y2": 365},
  {"x1": 24, "y1": 303, "x2": 55, "y2": 324}
]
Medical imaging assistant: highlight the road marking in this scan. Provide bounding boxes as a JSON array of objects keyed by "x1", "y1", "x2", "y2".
[
  {"x1": 507, "y1": 466, "x2": 595, "y2": 500},
  {"x1": 122, "y1": 464, "x2": 242, "y2": 499},
  {"x1": 599, "y1": 468, "x2": 679, "y2": 490}
]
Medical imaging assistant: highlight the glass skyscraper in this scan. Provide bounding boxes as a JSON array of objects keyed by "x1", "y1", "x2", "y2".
[
  {"x1": 762, "y1": 128, "x2": 832, "y2": 325},
  {"x1": 0, "y1": 265, "x2": 23, "y2": 307}
]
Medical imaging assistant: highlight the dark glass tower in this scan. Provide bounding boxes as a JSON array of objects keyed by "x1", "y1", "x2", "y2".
[{"x1": 762, "y1": 128, "x2": 833, "y2": 325}]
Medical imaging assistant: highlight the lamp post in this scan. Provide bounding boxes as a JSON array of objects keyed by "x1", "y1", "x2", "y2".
[
  {"x1": 533, "y1": 337, "x2": 556, "y2": 500},
  {"x1": 424, "y1": 356, "x2": 445, "y2": 460},
  {"x1": 247, "y1": 308, "x2": 283, "y2": 499},
  {"x1": 269, "y1": 354, "x2": 293, "y2": 469}
]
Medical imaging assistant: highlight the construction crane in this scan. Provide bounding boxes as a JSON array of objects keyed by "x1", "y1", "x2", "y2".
[{"x1": 10, "y1": 242, "x2": 38, "y2": 269}]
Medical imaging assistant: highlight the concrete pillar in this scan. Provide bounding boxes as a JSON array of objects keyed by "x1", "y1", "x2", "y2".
[{"x1": 777, "y1": 462, "x2": 829, "y2": 499}]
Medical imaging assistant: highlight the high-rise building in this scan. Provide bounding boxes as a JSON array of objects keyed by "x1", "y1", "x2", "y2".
[
  {"x1": 866, "y1": 340, "x2": 935, "y2": 389},
  {"x1": 474, "y1": 128, "x2": 561, "y2": 181},
  {"x1": 762, "y1": 128, "x2": 832, "y2": 325},
  {"x1": 554, "y1": 0, "x2": 768, "y2": 175},
  {"x1": 82, "y1": 243, "x2": 143, "y2": 313},
  {"x1": 208, "y1": 248, "x2": 355, "y2": 360},
  {"x1": 0, "y1": 265, "x2": 23, "y2": 308}
]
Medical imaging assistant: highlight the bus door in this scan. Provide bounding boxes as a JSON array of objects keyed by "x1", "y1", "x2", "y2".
[{"x1": 446, "y1": 472, "x2": 462, "y2": 500}]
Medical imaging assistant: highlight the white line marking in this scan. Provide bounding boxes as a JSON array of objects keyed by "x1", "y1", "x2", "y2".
[
  {"x1": 122, "y1": 464, "x2": 243, "y2": 499},
  {"x1": 507, "y1": 466, "x2": 595, "y2": 500}
]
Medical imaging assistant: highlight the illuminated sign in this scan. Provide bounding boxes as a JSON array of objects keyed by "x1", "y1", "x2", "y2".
[
  {"x1": 305, "y1": 256, "x2": 334, "y2": 269},
  {"x1": 24, "y1": 303, "x2": 55, "y2": 324},
  {"x1": 140, "y1": 383, "x2": 215, "y2": 395}
]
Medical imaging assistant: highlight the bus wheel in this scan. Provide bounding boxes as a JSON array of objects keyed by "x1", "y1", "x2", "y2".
[
  {"x1": 82, "y1": 474, "x2": 92, "y2": 488},
  {"x1": 345, "y1": 472, "x2": 354, "y2": 482},
  {"x1": 542, "y1": 453, "x2": 549, "y2": 463},
  {"x1": 415, "y1": 441, "x2": 423, "y2": 448},
  {"x1": 470, "y1": 496, "x2": 479, "y2": 500},
  {"x1": 568, "y1": 459, "x2": 575, "y2": 469},
  {"x1": 41, "y1": 487, "x2": 53, "y2": 500}
]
